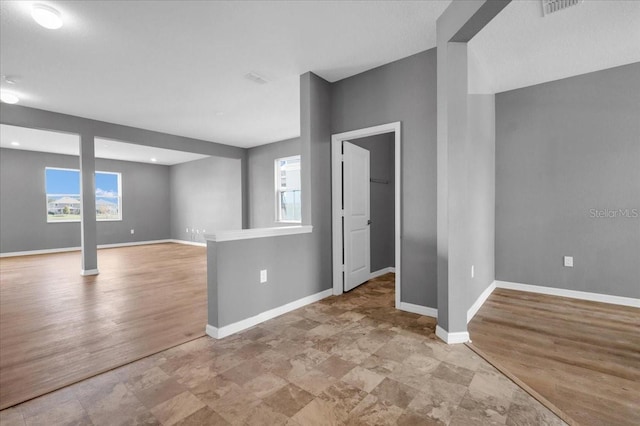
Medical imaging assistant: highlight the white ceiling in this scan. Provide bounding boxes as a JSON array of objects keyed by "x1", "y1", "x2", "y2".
[
  {"x1": 0, "y1": 0, "x2": 451, "y2": 148},
  {"x1": 1, "y1": 1, "x2": 638, "y2": 149},
  {"x1": 469, "y1": 0, "x2": 640, "y2": 94},
  {"x1": 0, "y1": 124, "x2": 208, "y2": 165}
]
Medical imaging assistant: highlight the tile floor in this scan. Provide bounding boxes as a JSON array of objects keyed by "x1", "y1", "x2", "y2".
[{"x1": 0, "y1": 274, "x2": 565, "y2": 425}]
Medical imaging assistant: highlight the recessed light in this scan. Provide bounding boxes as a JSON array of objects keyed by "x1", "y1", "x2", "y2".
[
  {"x1": 32, "y1": 4, "x2": 63, "y2": 30},
  {"x1": 0, "y1": 91, "x2": 19, "y2": 104},
  {"x1": 11, "y1": 141, "x2": 20, "y2": 146},
  {"x1": 150, "y1": 158, "x2": 157, "y2": 162}
]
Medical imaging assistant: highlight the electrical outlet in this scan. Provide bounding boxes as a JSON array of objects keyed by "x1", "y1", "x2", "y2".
[
  {"x1": 130, "y1": 229, "x2": 135, "y2": 235},
  {"x1": 471, "y1": 265, "x2": 475, "y2": 278},
  {"x1": 564, "y1": 256, "x2": 573, "y2": 267},
  {"x1": 260, "y1": 270, "x2": 268, "y2": 283}
]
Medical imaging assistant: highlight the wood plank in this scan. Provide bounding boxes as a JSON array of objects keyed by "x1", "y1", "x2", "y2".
[
  {"x1": 469, "y1": 288, "x2": 640, "y2": 426},
  {"x1": 0, "y1": 243, "x2": 206, "y2": 409}
]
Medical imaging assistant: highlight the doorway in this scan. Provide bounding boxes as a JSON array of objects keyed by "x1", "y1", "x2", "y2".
[{"x1": 331, "y1": 122, "x2": 401, "y2": 308}]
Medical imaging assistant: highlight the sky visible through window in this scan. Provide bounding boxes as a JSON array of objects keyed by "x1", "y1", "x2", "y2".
[{"x1": 45, "y1": 169, "x2": 119, "y2": 196}]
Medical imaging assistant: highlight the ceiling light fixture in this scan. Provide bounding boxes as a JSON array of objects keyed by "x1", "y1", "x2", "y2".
[
  {"x1": 0, "y1": 91, "x2": 20, "y2": 104},
  {"x1": 150, "y1": 158, "x2": 157, "y2": 162},
  {"x1": 11, "y1": 141, "x2": 21, "y2": 146},
  {"x1": 32, "y1": 4, "x2": 63, "y2": 29}
]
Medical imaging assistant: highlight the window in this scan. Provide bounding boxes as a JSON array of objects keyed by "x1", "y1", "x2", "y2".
[
  {"x1": 275, "y1": 156, "x2": 301, "y2": 223},
  {"x1": 45, "y1": 167, "x2": 122, "y2": 222}
]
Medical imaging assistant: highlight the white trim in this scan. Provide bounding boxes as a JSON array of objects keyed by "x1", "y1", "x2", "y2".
[
  {"x1": 467, "y1": 281, "x2": 497, "y2": 323},
  {"x1": 331, "y1": 122, "x2": 402, "y2": 308},
  {"x1": 98, "y1": 240, "x2": 173, "y2": 249},
  {"x1": 204, "y1": 225, "x2": 312, "y2": 243},
  {"x1": 81, "y1": 268, "x2": 99, "y2": 276},
  {"x1": 495, "y1": 280, "x2": 640, "y2": 308},
  {"x1": 370, "y1": 267, "x2": 396, "y2": 280},
  {"x1": 436, "y1": 325, "x2": 470, "y2": 344},
  {"x1": 170, "y1": 239, "x2": 207, "y2": 247},
  {"x1": 206, "y1": 288, "x2": 333, "y2": 339},
  {"x1": 0, "y1": 246, "x2": 80, "y2": 257},
  {"x1": 0, "y1": 239, "x2": 175, "y2": 258},
  {"x1": 399, "y1": 302, "x2": 438, "y2": 318}
]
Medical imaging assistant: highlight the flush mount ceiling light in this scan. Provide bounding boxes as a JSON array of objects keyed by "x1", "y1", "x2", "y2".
[
  {"x1": 11, "y1": 141, "x2": 21, "y2": 146},
  {"x1": 0, "y1": 91, "x2": 20, "y2": 104},
  {"x1": 32, "y1": 3, "x2": 63, "y2": 29},
  {"x1": 150, "y1": 158, "x2": 157, "y2": 162}
]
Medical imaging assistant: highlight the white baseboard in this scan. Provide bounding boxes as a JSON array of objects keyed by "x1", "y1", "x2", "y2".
[
  {"x1": 0, "y1": 239, "x2": 174, "y2": 258},
  {"x1": 0, "y1": 246, "x2": 80, "y2": 257},
  {"x1": 206, "y1": 288, "x2": 334, "y2": 339},
  {"x1": 436, "y1": 325, "x2": 470, "y2": 344},
  {"x1": 467, "y1": 281, "x2": 497, "y2": 323},
  {"x1": 399, "y1": 302, "x2": 438, "y2": 318},
  {"x1": 370, "y1": 267, "x2": 396, "y2": 280},
  {"x1": 81, "y1": 269, "x2": 99, "y2": 276},
  {"x1": 170, "y1": 239, "x2": 207, "y2": 247},
  {"x1": 99, "y1": 240, "x2": 173, "y2": 249},
  {"x1": 495, "y1": 280, "x2": 640, "y2": 308}
]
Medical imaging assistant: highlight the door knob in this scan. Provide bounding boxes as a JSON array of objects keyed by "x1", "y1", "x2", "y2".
[{"x1": 367, "y1": 220, "x2": 372, "y2": 225}]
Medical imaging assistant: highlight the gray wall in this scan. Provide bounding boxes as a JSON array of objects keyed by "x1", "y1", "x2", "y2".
[
  {"x1": 0, "y1": 148, "x2": 171, "y2": 253},
  {"x1": 170, "y1": 156, "x2": 242, "y2": 242},
  {"x1": 496, "y1": 63, "x2": 640, "y2": 299},
  {"x1": 331, "y1": 49, "x2": 438, "y2": 308},
  {"x1": 247, "y1": 138, "x2": 300, "y2": 228},
  {"x1": 465, "y1": 95, "x2": 495, "y2": 311},
  {"x1": 350, "y1": 133, "x2": 395, "y2": 272},
  {"x1": 208, "y1": 72, "x2": 333, "y2": 328}
]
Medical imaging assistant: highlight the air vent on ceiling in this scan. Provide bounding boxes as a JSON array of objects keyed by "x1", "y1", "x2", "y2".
[
  {"x1": 542, "y1": 0, "x2": 583, "y2": 16},
  {"x1": 244, "y1": 72, "x2": 269, "y2": 85}
]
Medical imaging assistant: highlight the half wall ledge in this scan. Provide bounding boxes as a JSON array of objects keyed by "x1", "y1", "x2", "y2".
[{"x1": 204, "y1": 225, "x2": 313, "y2": 242}]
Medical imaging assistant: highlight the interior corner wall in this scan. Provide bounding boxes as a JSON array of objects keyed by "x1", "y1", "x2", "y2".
[
  {"x1": 331, "y1": 49, "x2": 438, "y2": 308},
  {"x1": 465, "y1": 94, "x2": 495, "y2": 310},
  {"x1": 350, "y1": 133, "x2": 395, "y2": 272},
  {"x1": 169, "y1": 156, "x2": 243, "y2": 243},
  {"x1": 0, "y1": 148, "x2": 171, "y2": 253},
  {"x1": 495, "y1": 63, "x2": 640, "y2": 299},
  {"x1": 247, "y1": 138, "x2": 301, "y2": 228}
]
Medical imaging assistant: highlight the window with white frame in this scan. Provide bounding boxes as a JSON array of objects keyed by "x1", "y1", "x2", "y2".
[
  {"x1": 275, "y1": 156, "x2": 301, "y2": 223},
  {"x1": 45, "y1": 167, "x2": 122, "y2": 222}
]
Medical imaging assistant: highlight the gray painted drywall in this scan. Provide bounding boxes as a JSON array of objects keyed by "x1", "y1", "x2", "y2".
[
  {"x1": 350, "y1": 133, "x2": 395, "y2": 272},
  {"x1": 0, "y1": 148, "x2": 171, "y2": 253},
  {"x1": 436, "y1": 0, "x2": 505, "y2": 334},
  {"x1": 208, "y1": 72, "x2": 333, "y2": 328},
  {"x1": 331, "y1": 49, "x2": 438, "y2": 308},
  {"x1": 209, "y1": 233, "x2": 320, "y2": 326},
  {"x1": 247, "y1": 138, "x2": 301, "y2": 228},
  {"x1": 495, "y1": 63, "x2": 640, "y2": 299},
  {"x1": 79, "y1": 134, "x2": 98, "y2": 271},
  {"x1": 465, "y1": 95, "x2": 495, "y2": 311},
  {"x1": 170, "y1": 156, "x2": 242, "y2": 242}
]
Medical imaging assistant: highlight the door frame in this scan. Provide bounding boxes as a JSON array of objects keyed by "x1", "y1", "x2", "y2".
[{"x1": 331, "y1": 121, "x2": 401, "y2": 308}]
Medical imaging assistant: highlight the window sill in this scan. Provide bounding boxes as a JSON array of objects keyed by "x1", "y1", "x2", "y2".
[{"x1": 204, "y1": 225, "x2": 312, "y2": 242}]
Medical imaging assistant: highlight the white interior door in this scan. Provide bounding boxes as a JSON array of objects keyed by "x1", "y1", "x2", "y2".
[{"x1": 343, "y1": 141, "x2": 371, "y2": 291}]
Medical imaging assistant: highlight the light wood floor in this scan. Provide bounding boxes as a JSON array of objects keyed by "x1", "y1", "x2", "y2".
[
  {"x1": 0, "y1": 243, "x2": 206, "y2": 410},
  {"x1": 468, "y1": 288, "x2": 640, "y2": 426}
]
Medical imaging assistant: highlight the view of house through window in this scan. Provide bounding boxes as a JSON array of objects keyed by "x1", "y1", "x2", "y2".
[
  {"x1": 275, "y1": 155, "x2": 301, "y2": 223},
  {"x1": 45, "y1": 167, "x2": 122, "y2": 222}
]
